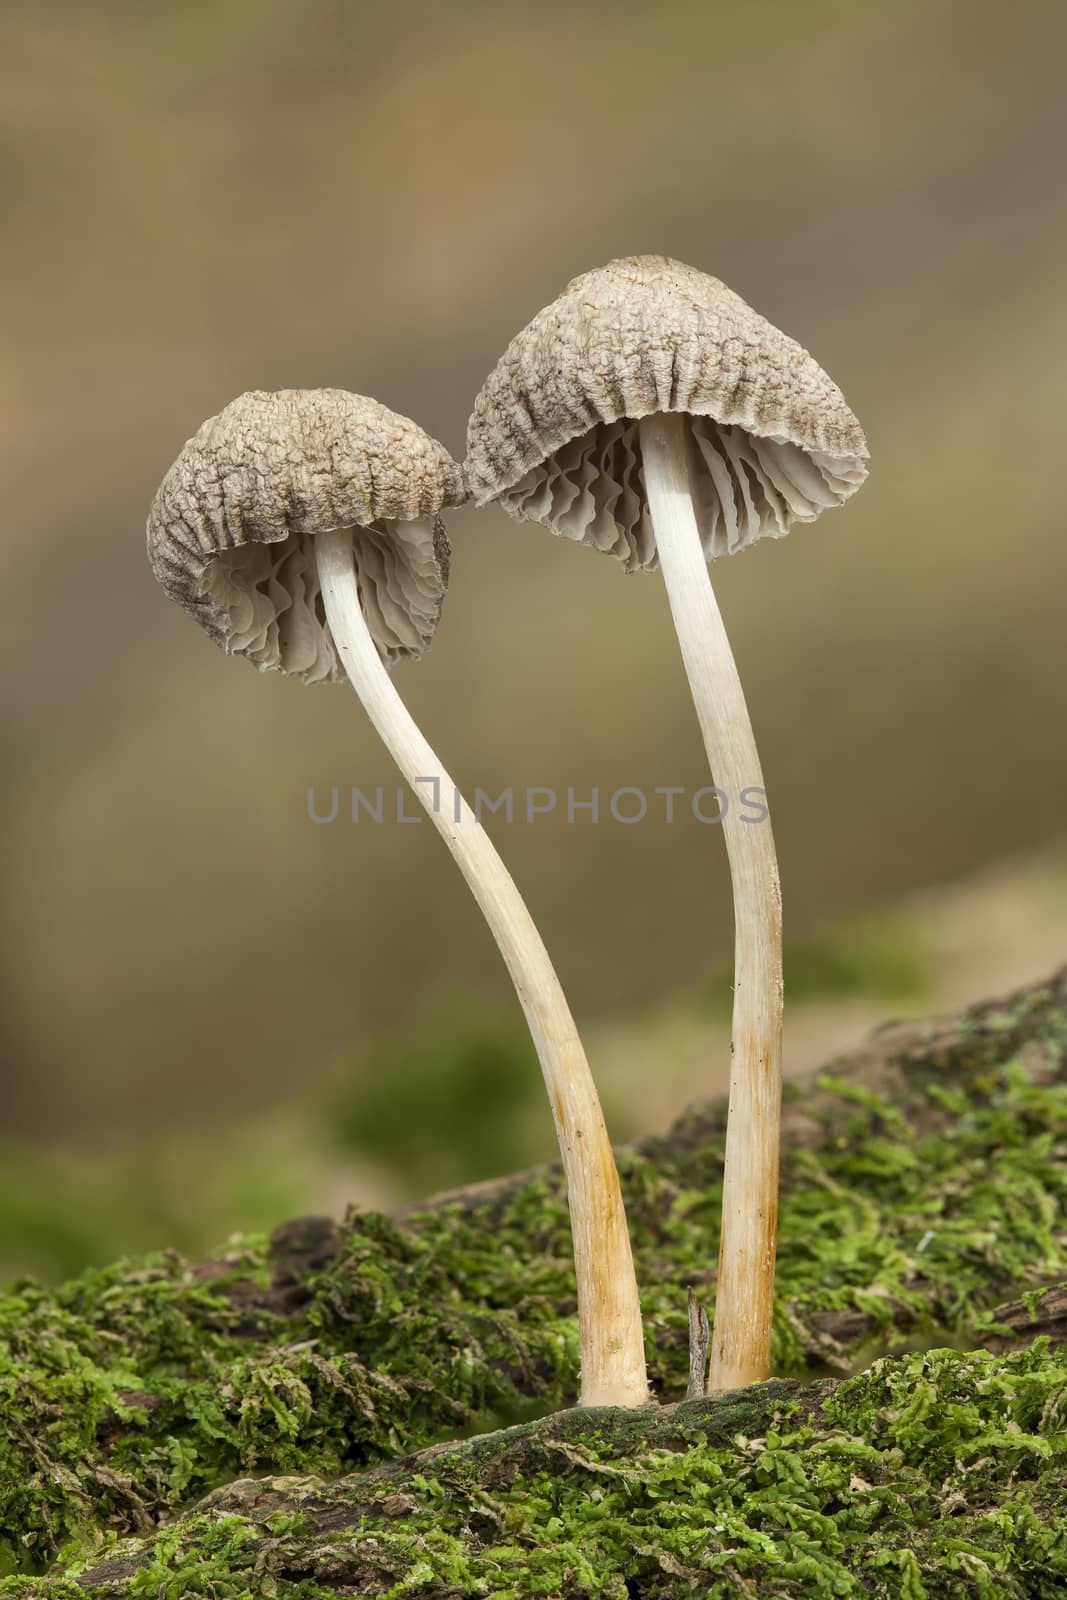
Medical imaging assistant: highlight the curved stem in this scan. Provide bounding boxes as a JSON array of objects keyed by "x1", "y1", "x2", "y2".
[
  {"x1": 638, "y1": 412, "x2": 783, "y2": 1393},
  {"x1": 316, "y1": 524, "x2": 649, "y2": 1408}
]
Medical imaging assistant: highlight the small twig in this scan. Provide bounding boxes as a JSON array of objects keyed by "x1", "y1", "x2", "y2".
[{"x1": 686, "y1": 1287, "x2": 710, "y2": 1399}]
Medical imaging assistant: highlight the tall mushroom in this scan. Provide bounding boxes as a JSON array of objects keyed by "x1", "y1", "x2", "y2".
[
  {"x1": 147, "y1": 388, "x2": 648, "y2": 1408},
  {"x1": 465, "y1": 257, "x2": 868, "y2": 1391}
]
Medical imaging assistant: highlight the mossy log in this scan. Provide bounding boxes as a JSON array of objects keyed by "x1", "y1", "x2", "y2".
[
  {"x1": 2, "y1": 971, "x2": 1067, "y2": 1596},
  {"x1": 70, "y1": 1342, "x2": 1067, "y2": 1597}
]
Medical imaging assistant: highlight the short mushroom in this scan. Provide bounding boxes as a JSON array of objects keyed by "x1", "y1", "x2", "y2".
[
  {"x1": 465, "y1": 257, "x2": 868, "y2": 1391},
  {"x1": 147, "y1": 387, "x2": 649, "y2": 1408}
]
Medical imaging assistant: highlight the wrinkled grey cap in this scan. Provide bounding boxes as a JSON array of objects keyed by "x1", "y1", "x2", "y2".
[
  {"x1": 147, "y1": 389, "x2": 468, "y2": 681},
  {"x1": 466, "y1": 256, "x2": 868, "y2": 573}
]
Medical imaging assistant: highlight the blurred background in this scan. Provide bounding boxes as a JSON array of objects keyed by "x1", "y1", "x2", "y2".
[{"x1": 3, "y1": 0, "x2": 1066, "y2": 1282}]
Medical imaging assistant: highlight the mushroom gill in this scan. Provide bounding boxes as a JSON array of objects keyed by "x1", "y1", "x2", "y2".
[
  {"x1": 499, "y1": 417, "x2": 866, "y2": 573},
  {"x1": 201, "y1": 518, "x2": 448, "y2": 681}
]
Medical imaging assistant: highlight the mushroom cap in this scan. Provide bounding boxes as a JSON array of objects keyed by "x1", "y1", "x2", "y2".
[
  {"x1": 147, "y1": 389, "x2": 468, "y2": 681},
  {"x1": 465, "y1": 256, "x2": 868, "y2": 572}
]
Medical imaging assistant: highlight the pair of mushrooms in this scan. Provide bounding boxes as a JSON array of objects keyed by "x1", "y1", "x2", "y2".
[{"x1": 148, "y1": 256, "x2": 867, "y2": 1407}]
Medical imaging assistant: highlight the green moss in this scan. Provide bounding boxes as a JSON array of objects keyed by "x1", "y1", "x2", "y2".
[
  {"x1": 39, "y1": 1342, "x2": 1067, "y2": 1598},
  {"x1": 1, "y1": 973, "x2": 1065, "y2": 1586}
]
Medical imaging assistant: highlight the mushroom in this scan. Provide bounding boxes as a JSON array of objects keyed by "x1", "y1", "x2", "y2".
[
  {"x1": 147, "y1": 388, "x2": 649, "y2": 1408},
  {"x1": 465, "y1": 257, "x2": 868, "y2": 1391}
]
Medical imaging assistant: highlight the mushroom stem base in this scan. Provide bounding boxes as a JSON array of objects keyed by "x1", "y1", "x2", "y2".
[
  {"x1": 639, "y1": 412, "x2": 784, "y2": 1394},
  {"x1": 315, "y1": 524, "x2": 650, "y2": 1410}
]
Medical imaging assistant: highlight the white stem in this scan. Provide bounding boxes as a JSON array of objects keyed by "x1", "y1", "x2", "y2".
[
  {"x1": 638, "y1": 412, "x2": 783, "y2": 1393},
  {"x1": 316, "y1": 524, "x2": 649, "y2": 1408}
]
